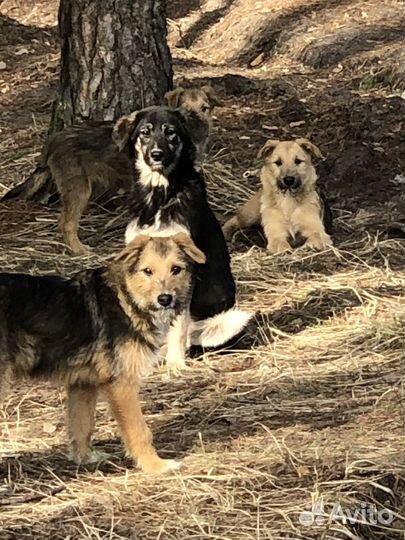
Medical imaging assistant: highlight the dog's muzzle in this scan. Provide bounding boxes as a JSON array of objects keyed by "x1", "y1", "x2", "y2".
[
  {"x1": 279, "y1": 176, "x2": 302, "y2": 192},
  {"x1": 149, "y1": 148, "x2": 165, "y2": 169}
]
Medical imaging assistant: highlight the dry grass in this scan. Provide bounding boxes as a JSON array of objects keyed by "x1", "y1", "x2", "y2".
[
  {"x1": 1, "y1": 0, "x2": 405, "y2": 539},
  {"x1": 0, "y1": 170, "x2": 404, "y2": 540}
]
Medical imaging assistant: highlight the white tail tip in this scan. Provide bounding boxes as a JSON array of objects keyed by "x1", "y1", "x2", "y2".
[{"x1": 190, "y1": 309, "x2": 253, "y2": 348}]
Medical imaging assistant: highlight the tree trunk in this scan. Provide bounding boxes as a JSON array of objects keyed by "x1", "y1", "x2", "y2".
[{"x1": 51, "y1": 0, "x2": 172, "y2": 130}]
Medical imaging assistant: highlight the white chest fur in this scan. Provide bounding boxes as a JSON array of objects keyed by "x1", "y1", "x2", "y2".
[
  {"x1": 277, "y1": 196, "x2": 298, "y2": 236},
  {"x1": 128, "y1": 142, "x2": 190, "y2": 243},
  {"x1": 135, "y1": 140, "x2": 169, "y2": 189},
  {"x1": 278, "y1": 191, "x2": 320, "y2": 237},
  {"x1": 118, "y1": 342, "x2": 157, "y2": 380},
  {"x1": 138, "y1": 166, "x2": 169, "y2": 189},
  {"x1": 117, "y1": 312, "x2": 174, "y2": 380}
]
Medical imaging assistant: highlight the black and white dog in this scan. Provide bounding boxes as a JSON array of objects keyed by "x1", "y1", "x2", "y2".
[{"x1": 113, "y1": 106, "x2": 251, "y2": 370}]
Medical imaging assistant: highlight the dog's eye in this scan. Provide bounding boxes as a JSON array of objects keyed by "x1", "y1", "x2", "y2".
[
  {"x1": 166, "y1": 128, "x2": 177, "y2": 139},
  {"x1": 140, "y1": 129, "x2": 150, "y2": 138},
  {"x1": 171, "y1": 265, "x2": 182, "y2": 275},
  {"x1": 201, "y1": 105, "x2": 209, "y2": 113},
  {"x1": 142, "y1": 267, "x2": 153, "y2": 276},
  {"x1": 274, "y1": 159, "x2": 283, "y2": 166},
  {"x1": 295, "y1": 157, "x2": 304, "y2": 165}
]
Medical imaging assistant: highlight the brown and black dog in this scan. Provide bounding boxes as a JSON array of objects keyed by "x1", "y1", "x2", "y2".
[
  {"x1": 223, "y1": 139, "x2": 333, "y2": 252},
  {"x1": 0, "y1": 234, "x2": 205, "y2": 473}
]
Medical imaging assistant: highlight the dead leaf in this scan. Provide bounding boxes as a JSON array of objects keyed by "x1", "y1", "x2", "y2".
[
  {"x1": 43, "y1": 422, "x2": 57, "y2": 434},
  {"x1": 15, "y1": 48, "x2": 29, "y2": 56},
  {"x1": 250, "y1": 52, "x2": 265, "y2": 68},
  {"x1": 373, "y1": 146, "x2": 385, "y2": 154},
  {"x1": 296, "y1": 466, "x2": 310, "y2": 478}
]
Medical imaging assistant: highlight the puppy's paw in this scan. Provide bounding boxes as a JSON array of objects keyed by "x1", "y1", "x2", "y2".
[
  {"x1": 140, "y1": 457, "x2": 182, "y2": 474},
  {"x1": 69, "y1": 242, "x2": 92, "y2": 256},
  {"x1": 83, "y1": 449, "x2": 111, "y2": 464},
  {"x1": 222, "y1": 217, "x2": 238, "y2": 240},
  {"x1": 165, "y1": 352, "x2": 188, "y2": 377},
  {"x1": 266, "y1": 238, "x2": 291, "y2": 253},
  {"x1": 305, "y1": 233, "x2": 332, "y2": 250},
  {"x1": 69, "y1": 448, "x2": 110, "y2": 465}
]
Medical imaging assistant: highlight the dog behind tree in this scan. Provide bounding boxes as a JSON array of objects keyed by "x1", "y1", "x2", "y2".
[{"x1": 165, "y1": 83, "x2": 221, "y2": 163}]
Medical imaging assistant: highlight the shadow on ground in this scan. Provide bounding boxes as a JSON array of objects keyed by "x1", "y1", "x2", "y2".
[
  {"x1": 181, "y1": 0, "x2": 236, "y2": 49},
  {"x1": 220, "y1": 284, "x2": 405, "y2": 350},
  {"x1": 0, "y1": 13, "x2": 56, "y2": 47}
]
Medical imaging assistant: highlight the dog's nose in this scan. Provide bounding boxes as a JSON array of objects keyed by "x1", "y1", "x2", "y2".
[
  {"x1": 283, "y1": 176, "x2": 296, "y2": 187},
  {"x1": 157, "y1": 293, "x2": 173, "y2": 307},
  {"x1": 150, "y1": 149, "x2": 164, "y2": 162}
]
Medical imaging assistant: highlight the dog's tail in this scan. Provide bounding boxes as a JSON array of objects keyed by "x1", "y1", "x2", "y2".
[
  {"x1": 1, "y1": 165, "x2": 53, "y2": 203},
  {"x1": 190, "y1": 308, "x2": 253, "y2": 348}
]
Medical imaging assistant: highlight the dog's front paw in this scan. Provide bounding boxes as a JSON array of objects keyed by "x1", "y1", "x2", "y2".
[
  {"x1": 222, "y1": 217, "x2": 238, "y2": 240},
  {"x1": 69, "y1": 448, "x2": 110, "y2": 465},
  {"x1": 305, "y1": 233, "x2": 332, "y2": 250},
  {"x1": 69, "y1": 241, "x2": 92, "y2": 256},
  {"x1": 165, "y1": 355, "x2": 189, "y2": 377},
  {"x1": 266, "y1": 238, "x2": 291, "y2": 253},
  {"x1": 139, "y1": 456, "x2": 182, "y2": 474},
  {"x1": 83, "y1": 449, "x2": 110, "y2": 464}
]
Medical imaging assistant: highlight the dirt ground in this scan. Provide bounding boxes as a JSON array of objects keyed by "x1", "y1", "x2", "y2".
[{"x1": 0, "y1": 1, "x2": 404, "y2": 539}]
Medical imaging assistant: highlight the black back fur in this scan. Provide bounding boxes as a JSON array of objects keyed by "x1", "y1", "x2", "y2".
[{"x1": 0, "y1": 269, "x2": 159, "y2": 380}]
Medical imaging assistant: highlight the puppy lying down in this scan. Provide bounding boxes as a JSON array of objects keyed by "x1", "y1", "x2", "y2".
[{"x1": 223, "y1": 138, "x2": 333, "y2": 253}]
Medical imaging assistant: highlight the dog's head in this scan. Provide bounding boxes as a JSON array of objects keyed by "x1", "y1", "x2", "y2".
[
  {"x1": 165, "y1": 85, "x2": 221, "y2": 123},
  {"x1": 113, "y1": 106, "x2": 194, "y2": 175},
  {"x1": 258, "y1": 138, "x2": 324, "y2": 193},
  {"x1": 114, "y1": 233, "x2": 206, "y2": 314}
]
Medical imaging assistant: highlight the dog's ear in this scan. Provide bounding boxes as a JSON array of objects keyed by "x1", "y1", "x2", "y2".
[
  {"x1": 113, "y1": 111, "x2": 140, "y2": 152},
  {"x1": 201, "y1": 85, "x2": 221, "y2": 107},
  {"x1": 296, "y1": 138, "x2": 325, "y2": 160},
  {"x1": 165, "y1": 87, "x2": 185, "y2": 108},
  {"x1": 172, "y1": 233, "x2": 206, "y2": 265},
  {"x1": 257, "y1": 140, "x2": 280, "y2": 160},
  {"x1": 114, "y1": 235, "x2": 150, "y2": 267}
]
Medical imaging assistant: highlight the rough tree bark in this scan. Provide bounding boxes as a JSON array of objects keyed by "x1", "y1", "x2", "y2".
[{"x1": 51, "y1": 0, "x2": 172, "y2": 130}]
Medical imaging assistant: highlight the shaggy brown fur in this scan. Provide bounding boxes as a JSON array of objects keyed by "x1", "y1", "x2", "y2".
[
  {"x1": 0, "y1": 234, "x2": 205, "y2": 473},
  {"x1": 1, "y1": 121, "x2": 134, "y2": 254},
  {"x1": 223, "y1": 139, "x2": 333, "y2": 252}
]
